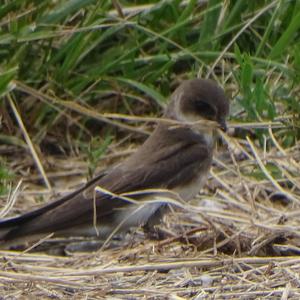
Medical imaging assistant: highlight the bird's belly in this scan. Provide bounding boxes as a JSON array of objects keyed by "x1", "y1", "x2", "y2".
[
  {"x1": 115, "y1": 200, "x2": 163, "y2": 228},
  {"x1": 58, "y1": 199, "x2": 163, "y2": 238},
  {"x1": 174, "y1": 169, "x2": 208, "y2": 201}
]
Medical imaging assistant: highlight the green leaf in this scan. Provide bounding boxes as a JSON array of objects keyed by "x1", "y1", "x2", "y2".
[
  {"x1": 241, "y1": 55, "x2": 253, "y2": 94},
  {"x1": 0, "y1": 67, "x2": 17, "y2": 97},
  {"x1": 117, "y1": 78, "x2": 166, "y2": 107},
  {"x1": 254, "y1": 77, "x2": 265, "y2": 115},
  {"x1": 198, "y1": 0, "x2": 222, "y2": 49},
  {"x1": 269, "y1": 9, "x2": 300, "y2": 59},
  {"x1": 234, "y1": 43, "x2": 243, "y2": 66},
  {"x1": 38, "y1": 0, "x2": 97, "y2": 24}
]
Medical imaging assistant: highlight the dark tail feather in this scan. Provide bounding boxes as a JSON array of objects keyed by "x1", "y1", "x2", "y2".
[
  {"x1": 0, "y1": 216, "x2": 25, "y2": 247},
  {"x1": 0, "y1": 196, "x2": 69, "y2": 243},
  {"x1": 0, "y1": 171, "x2": 108, "y2": 242}
]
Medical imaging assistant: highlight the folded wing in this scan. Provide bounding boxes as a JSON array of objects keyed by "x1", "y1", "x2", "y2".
[{"x1": 0, "y1": 125, "x2": 210, "y2": 243}]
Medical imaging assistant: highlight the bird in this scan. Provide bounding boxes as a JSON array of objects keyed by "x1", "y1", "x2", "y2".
[{"x1": 0, "y1": 78, "x2": 229, "y2": 249}]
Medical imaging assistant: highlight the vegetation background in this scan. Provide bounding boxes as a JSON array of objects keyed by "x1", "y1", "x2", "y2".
[
  {"x1": 0, "y1": 0, "x2": 300, "y2": 298},
  {"x1": 1, "y1": 0, "x2": 299, "y2": 188}
]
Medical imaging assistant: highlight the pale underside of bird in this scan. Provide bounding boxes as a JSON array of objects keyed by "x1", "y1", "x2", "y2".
[{"x1": 0, "y1": 78, "x2": 229, "y2": 248}]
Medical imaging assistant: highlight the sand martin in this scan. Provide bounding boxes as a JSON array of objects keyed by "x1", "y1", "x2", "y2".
[{"x1": 0, "y1": 78, "x2": 229, "y2": 248}]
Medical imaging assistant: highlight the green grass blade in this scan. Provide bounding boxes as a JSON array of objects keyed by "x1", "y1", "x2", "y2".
[
  {"x1": 117, "y1": 78, "x2": 166, "y2": 107},
  {"x1": 269, "y1": 7, "x2": 300, "y2": 59}
]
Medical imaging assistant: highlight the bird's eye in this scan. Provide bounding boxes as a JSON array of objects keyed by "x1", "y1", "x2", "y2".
[{"x1": 195, "y1": 101, "x2": 217, "y2": 118}]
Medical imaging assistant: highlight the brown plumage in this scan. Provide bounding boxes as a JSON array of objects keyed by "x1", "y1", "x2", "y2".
[{"x1": 0, "y1": 79, "x2": 229, "y2": 248}]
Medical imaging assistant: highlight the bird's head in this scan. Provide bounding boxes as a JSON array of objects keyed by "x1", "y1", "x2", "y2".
[{"x1": 165, "y1": 79, "x2": 229, "y2": 132}]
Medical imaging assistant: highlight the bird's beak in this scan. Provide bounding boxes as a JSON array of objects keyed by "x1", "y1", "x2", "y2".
[{"x1": 219, "y1": 119, "x2": 227, "y2": 132}]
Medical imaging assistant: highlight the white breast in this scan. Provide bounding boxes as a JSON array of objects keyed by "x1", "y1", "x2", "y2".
[{"x1": 174, "y1": 169, "x2": 208, "y2": 201}]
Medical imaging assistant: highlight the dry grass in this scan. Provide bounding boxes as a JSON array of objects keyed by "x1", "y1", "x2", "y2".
[{"x1": 1, "y1": 122, "x2": 300, "y2": 299}]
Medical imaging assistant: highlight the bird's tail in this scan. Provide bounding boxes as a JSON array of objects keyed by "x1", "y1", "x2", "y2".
[
  {"x1": 0, "y1": 215, "x2": 28, "y2": 249},
  {"x1": 0, "y1": 214, "x2": 52, "y2": 249}
]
